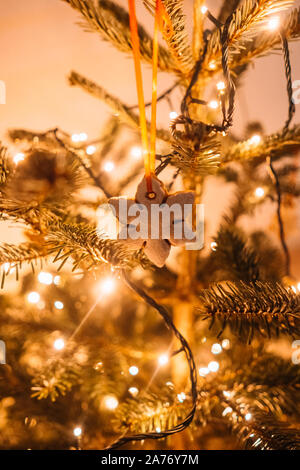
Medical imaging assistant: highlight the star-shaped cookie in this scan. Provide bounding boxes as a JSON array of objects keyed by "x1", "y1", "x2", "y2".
[{"x1": 108, "y1": 176, "x2": 195, "y2": 267}]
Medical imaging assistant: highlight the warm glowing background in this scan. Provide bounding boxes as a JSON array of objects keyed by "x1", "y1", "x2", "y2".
[{"x1": 1, "y1": 0, "x2": 300, "y2": 275}]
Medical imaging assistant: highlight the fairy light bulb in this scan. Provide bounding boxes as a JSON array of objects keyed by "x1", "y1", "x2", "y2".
[
  {"x1": 53, "y1": 275, "x2": 61, "y2": 286},
  {"x1": 53, "y1": 338, "x2": 65, "y2": 351},
  {"x1": 217, "y1": 81, "x2": 226, "y2": 91},
  {"x1": 177, "y1": 392, "x2": 186, "y2": 403},
  {"x1": 208, "y1": 61, "x2": 216, "y2": 70},
  {"x1": 158, "y1": 354, "x2": 169, "y2": 366},
  {"x1": 291, "y1": 285, "x2": 297, "y2": 294},
  {"x1": 13, "y1": 152, "x2": 25, "y2": 165},
  {"x1": 86, "y1": 145, "x2": 96, "y2": 155},
  {"x1": 250, "y1": 134, "x2": 261, "y2": 145},
  {"x1": 27, "y1": 292, "x2": 40, "y2": 304},
  {"x1": 211, "y1": 241, "x2": 217, "y2": 251},
  {"x1": 2, "y1": 262, "x2": 10, "y2": 274},
  {"x1": 201, "y1": 5, "x2": 208, "y2": 14},
  {"x1": 255, "y1": 187, "x2": 265, "y2": 198},
  {"x1": 208, "y1": 361, "x2": 219, "y2": 372},
  {"x1": 222, "y1": 339, "x2": 230, "y2": 349},
  {"x1": 209, "y1": 100, "x2": 219, "y2": 109},
  {"x1": 103, "y1": 161, "x2": 115, "y2": 173},
  {"x1": 245, "y1": 412, "x2": 252, "y2": 421},
  {"x1": 199, "y1": 367, "x2": 210, "y2": 377},
  {"x1": 38, "y1": 272, "x2": 53, "y2": 285},
  {"x1": 169, "y1": 111, "x2": 178, "y2": 120},
  {"x1": 211, "y1": 343, "x2": 222, "y2": 355},
  {"x1": 297, "y1": 282, "x2": 300, "y2": 291},
  {"x1": 222, "y1": 406, "x2": 233, "y2": 416},
  {"x1": 129, "y1": 366, "x2": 139, "y2": 376},
  {"x1": 128, "y1": 387, "x2": 139, "y2": 397},
  {"x1": 99, "y1": 277, "x2": 116, "y2": 296},
  {"x1": 71, "y1": 134, "x2": 80, "y2": 143},
  {"x1": 130, "y1": 146, "x2": 142, "y2": 160},
  {"x1": 54, "y1": 301, "x2": 64, "y2": 310},
  {"x1": 72, "y1": 133, "x2": 87, "y2": 143},
  {"x1": 103, "y1": 395, "x2": 119, "y2": 410},
  {"x1": 73, "y1": 427, "x2": 82, "y2": 437},
  {"x1": 268, "y1": 17, "x2": 280, "y2": 30}
]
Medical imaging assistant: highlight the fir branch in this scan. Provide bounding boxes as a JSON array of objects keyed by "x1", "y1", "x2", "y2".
[
  {"x1": 143, "y1": 0, "x2": 194, "y2": 75},
  {"x1": 230, "y1": 7, "x2": 300, "y2": 71},
  {"x1": 0, "y1": 145, "x2": 9, "y2": 185},
  {"x1": 0, "y1": 243, "x2": 47, "y2": 287},
  {"x1": 31, "y1": 359, "x2": 81, "y2": 402},
  {"x1": 114, "y1": 387, "x2": 187, "y2": 435},
  {"x1": 62, "y1": 0, "x2": 176, "y2": 73},
  {"x1": 170, "y1": 136, "x2": 221, "y2": 174},
  {"x1": 68, "y1": 71, "x2": 171, "y2": 143},
  {"x1": 202, "y1": 0, "x2": 294, "y2": 78},
  {"x1": 211, "y1": 226, "x2": 260, "y2": 282},
  {"x1": 222, "y1": 125, "x2": 300, "y2": 163},
  {"x1": 46, "y1": 220, "x2": 141, "y2": 270},
  {"x1": 197, "y1": 281, "x2": 300, "y2": 342},
  {"x1": 234, "y1": 411, "x2": 300, "y2": 449}
]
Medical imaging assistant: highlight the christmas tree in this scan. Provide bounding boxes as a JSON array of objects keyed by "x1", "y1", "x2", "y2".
[{"x1": 1, "y1": 0, "x2": 300, "y2": 450}]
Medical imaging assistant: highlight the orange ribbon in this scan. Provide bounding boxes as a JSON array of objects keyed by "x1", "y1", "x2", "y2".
[{"x1": 128, "y1": 0, "x2": 172, "y2": 194}]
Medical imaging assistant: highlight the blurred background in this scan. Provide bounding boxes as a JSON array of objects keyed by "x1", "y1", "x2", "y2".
[{"x1": 1, "y1": 0, "x2": 300, "y2": 275}]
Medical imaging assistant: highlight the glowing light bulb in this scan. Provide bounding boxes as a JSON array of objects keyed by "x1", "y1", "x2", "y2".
[
  {"x1": 208, "y1": 61, "x2": 216, "y2": 70},
  {"x1": 297, "y1": 282, "x2": 300, "y2": 291},
  {"x1": 2, "y1": 262, "x2": 10, "y2": 274},
  {"x1": 27, "y1": 292, "x2": 40, "y2": 304},
  {"x1": 53, "y1": 338, "x2": 65, "y2": 351},
  {"x1": 211, "y1": 343, "x2": 222, "y2": 355},
  {"x1": 54, "y1": 301, "x2": 64, "y2": 310},
  {"x1": 169, "y1": 111, "x2": 178, "y2": 120},
  {"x1": 73, "y1": 427, "x2": 82, "y2": 437},
  {"x1": 79, "y1": 133, "x2": 88, "y2": 142},
  {"x1": 222, "y1": 339, "x2": 230, "y2": 350},
  {"x1": 209, "y1": 100, "x2": 219, "y2": 109},
  {"x1": 128, "y1": 387, "x2": 139, "y2": 397},
  {"x1": 158, "y1": 354, "x2": 169, "y2": 366},
  {"x1": 71, "y1": 134, "x2": 80, "y2": 143},
  {"x1": 103, "y1": 395, "x2": 119, "y2": 410},
  {"x1": 130, "y1": 146, "x2": 142, "y2": 160},
  {"x1": 53, "y1": 275, "x2": 61, "y2": 286},
  {"x1": 129, "y1": 366, "x2": 139, "y2": 376},
  {"x1": 255, "y1": 187, "x2": 265, "y2": 198},
  {"x1": 38, "y1": 272, "x2": 53, "y2": 285},
  {"x1": 268, "y1": 17, "x2": 280, "y2": 30},
  {"x1": 250, "y1": 134, "x2": 261, "y2": 145},
  {"x1": 99, "y1": 277, "x2": 116, "y2": 296},
  {"x1": 86, "y1": 145, "x2": 96, "y2": 155},
  {"x1": 155, "y1": 427, "x2": 161, "y2": 433},
  {"x1": 245, "y1": 412, "x2": 252, "y2": 421},
  {"x1": 211, "y1": 241, "x2": 217, "y2": 251},
  {"x1": 177, "y1": 392, "x2": 186, "y2": 403},
  {"x1": 208, "y1": 361, "x2": 219, "y2": 372},
  {"x1": 201, "y1": 6, "x2": 208, "y2": 14},
  {"x1": 217, "y1": 81, "x2": 226, "y2": 91},
  {"x1": 222, "y1": 406, "x2": 233, "y2": 416},
  {"x1": 13, "y1": 152, "x2": 25, "y2": 165},
  {"x1": 199, "y1": 367, "x2": 210, "y2": 377},
  {"x1": 103, "y1": 161, "x2": 115, "y2": 173},
  {"x1": 291, "y1": 285, "x2": 297, "y2": 294}
]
